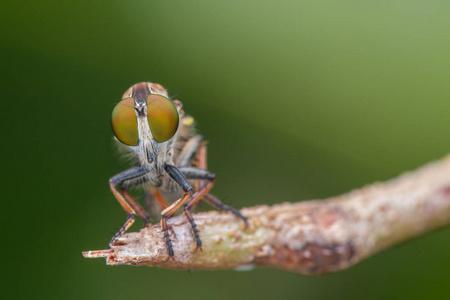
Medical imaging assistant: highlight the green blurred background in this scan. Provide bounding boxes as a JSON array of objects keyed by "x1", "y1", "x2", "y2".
[{"x1": 2, "y1": 1, "x2": 450, "y2": 299}]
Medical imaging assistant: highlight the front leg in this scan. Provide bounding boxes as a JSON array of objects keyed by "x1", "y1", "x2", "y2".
[
  {"x1": 176, "y1": 167, "x2": 220, "y2": 252},
  {"x1": 109, "y1": 167, "x2": 151, "y2": 245},
  {"x1": 162, "y1": 165, "x2": 193, "y2": 260}
]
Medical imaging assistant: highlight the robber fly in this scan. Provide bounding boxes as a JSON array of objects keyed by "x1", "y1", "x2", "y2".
[{"x1": 109, "y1": 82, "x2": 247, "y2": 260}]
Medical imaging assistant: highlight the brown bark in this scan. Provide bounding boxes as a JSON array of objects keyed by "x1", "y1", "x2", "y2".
[{"x1": 83, "y1": 155, "x2": 450, "y2": 274}]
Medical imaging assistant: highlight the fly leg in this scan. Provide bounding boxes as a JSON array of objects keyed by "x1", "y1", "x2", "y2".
[
  {"x1": 178, "y1": 167, "x2": 218, "y2": 253},
  {"x1": 142, "y1": 188, "x2": 170, "y2": 226},
  {"x1": 109, "y1": 167, "x2": 151, "y2": 245},
  {"x1": 162, "y1": 165, "x2": 217, "y2": 258},
  {"x1": 203, "y1": 193, "x2": 248, "y2": 223},
  {"x1": 121, "y1": 190, "x2": 152, "y2": 227},
  {"x1": 193, "y1": 143, "x2": 248, "y2": 224},
  {"x1": 151, "y1": 189, "x2": 169, "y2": 209},
  {"x1": 162, "y1": 165, "x2": 193, "y2": 260}
]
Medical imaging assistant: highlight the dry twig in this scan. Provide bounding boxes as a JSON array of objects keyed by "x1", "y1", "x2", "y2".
[{"x1": 83, "y1": 155, "x2": 450, "y2": 274}]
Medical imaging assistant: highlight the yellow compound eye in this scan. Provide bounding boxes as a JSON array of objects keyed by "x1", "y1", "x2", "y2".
[
  {"x1": 147, "y1": 95, "x2": 179, "y2": 143},
  {"x1": 111, "y1": 97, "x2": 139, "y2": 146}
]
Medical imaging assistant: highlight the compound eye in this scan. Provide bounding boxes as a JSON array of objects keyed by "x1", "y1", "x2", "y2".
[
  {"x1": 111, "y1": 97, "x2": 139, "y2": 146},
  {"x1": 147, "y1": 95, "x2": 179, "y2": 143}
]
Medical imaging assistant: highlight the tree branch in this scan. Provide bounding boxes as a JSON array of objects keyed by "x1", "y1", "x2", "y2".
[{"x1": 83, "y1": 155, "x2": 450, "y2": 274}]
